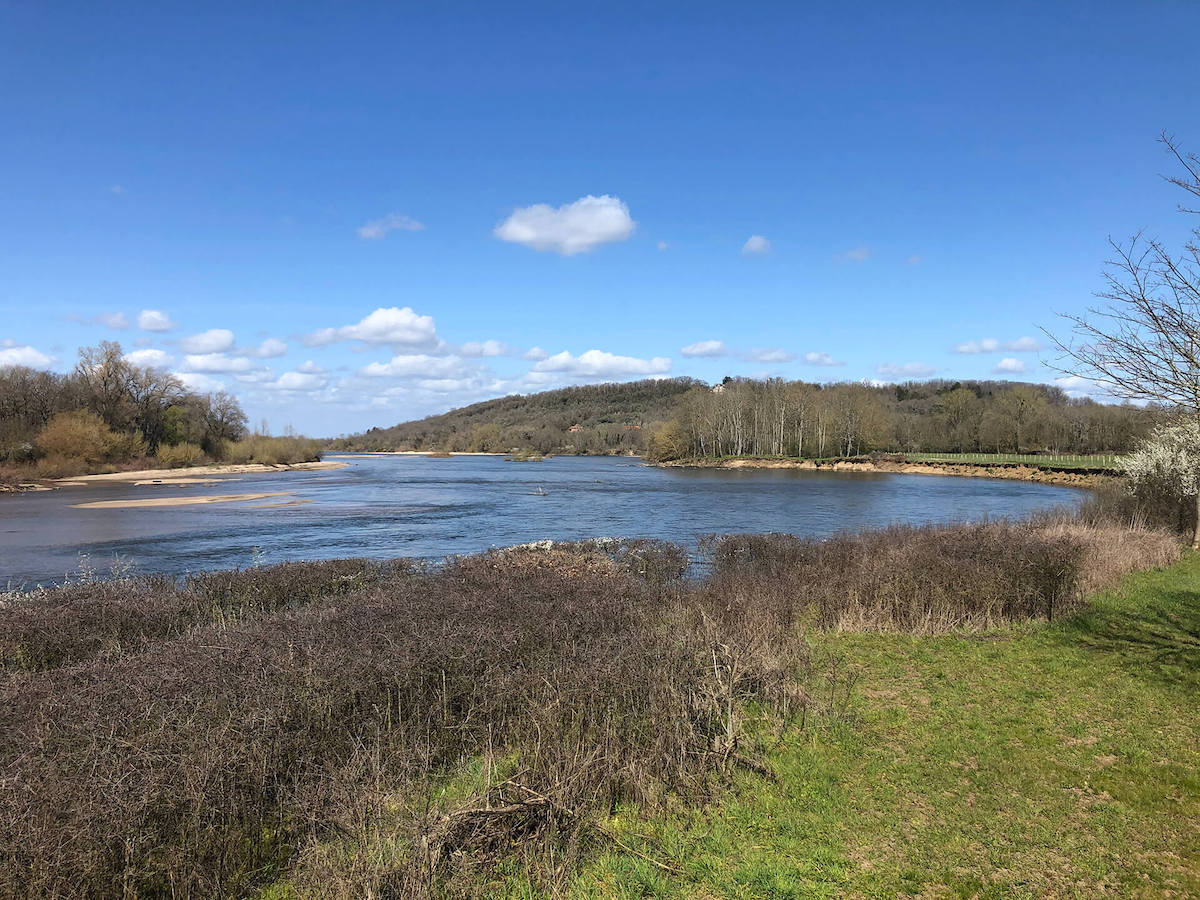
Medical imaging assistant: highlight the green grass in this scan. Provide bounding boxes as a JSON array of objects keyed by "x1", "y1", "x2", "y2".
[
  {"x1": 541, "y1": 553, "x2": 1200, "y2": 898},
  {"x1": 907, "y1": 452, "x2": 1121, "y2": 470}
]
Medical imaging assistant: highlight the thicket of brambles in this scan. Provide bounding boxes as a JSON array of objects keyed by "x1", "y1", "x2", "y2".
[
  {"x1": 648, "y1": 377, "x2": 1157, "y2": 461},
  {"x1": 0, "y1": 513, "x2": 1179, "y2": 898},
  {"x1": 332, "y1": 376, "x2": 1155, "y2": 461},
  {"x1": 0, "y1": 341, "x2": 320, "y2": 480}
]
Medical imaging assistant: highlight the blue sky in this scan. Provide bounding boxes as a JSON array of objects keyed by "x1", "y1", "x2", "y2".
[{"x1": 2, "y1": 2, "x2": 1198, "y2": 436}]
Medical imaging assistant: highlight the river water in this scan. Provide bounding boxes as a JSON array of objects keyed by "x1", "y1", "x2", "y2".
[{"x1": 2, "y1": 454, "x2": 1084, "y2": 586}]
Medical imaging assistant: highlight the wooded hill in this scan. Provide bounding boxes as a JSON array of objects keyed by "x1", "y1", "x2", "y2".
[
  {"x1": 333, "y1": 375, "x2": 1158, "y2": 458},
  {"x1": 330, "y1": 378, "x2": 702, "y2": 454}
]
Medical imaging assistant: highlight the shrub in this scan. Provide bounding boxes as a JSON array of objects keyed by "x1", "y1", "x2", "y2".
[
  {"x1": 155, "y1": 441, "x2": 204, "y2": 467},
  {"x1": 217, "y1": 435, "x2": 323, "y2": 465},
  {"x1": 34, "y1": 410, "x2": 139, "y2": 464}
]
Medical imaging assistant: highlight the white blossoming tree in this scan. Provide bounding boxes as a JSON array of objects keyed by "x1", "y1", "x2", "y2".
[
  {"x1": 1120, "y1": 420, "x2": 1200, "y2": 543},
  {"x1": 1048, "y1": 133, "x2": 1200, "y2": 546}
]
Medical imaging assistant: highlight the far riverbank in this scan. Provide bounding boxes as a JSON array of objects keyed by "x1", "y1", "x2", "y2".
[{"x1": 656, "y1": 456, "x2": 1115, "y2": 488}]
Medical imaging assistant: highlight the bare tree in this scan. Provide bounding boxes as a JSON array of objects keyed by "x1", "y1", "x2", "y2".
[{"x1": 1047, "y1": 133, "x2": 1200, "y2": 544}]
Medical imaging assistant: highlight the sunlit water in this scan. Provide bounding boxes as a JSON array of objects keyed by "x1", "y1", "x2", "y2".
[{"x1": 2, "y1": 454, "x2": 1085, "y2": 586}]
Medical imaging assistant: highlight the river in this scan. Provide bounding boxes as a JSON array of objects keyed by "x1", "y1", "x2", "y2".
[{"x1": 2, "y1": 454, "x2": 1084, "y2": 586}]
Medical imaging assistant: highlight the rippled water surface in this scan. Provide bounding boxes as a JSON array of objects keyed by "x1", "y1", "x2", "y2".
[{"x1": 3, "y1": 454, "x2": 1085, "y2": 584}]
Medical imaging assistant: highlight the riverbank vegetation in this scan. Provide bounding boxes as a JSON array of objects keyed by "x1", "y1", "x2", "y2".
[
  {"x1": 0, "y1": 342, "x2": 320, "y2": 486},
  {"x1": 0, "y1": 510, "x2": 1183, "y2": 897}
]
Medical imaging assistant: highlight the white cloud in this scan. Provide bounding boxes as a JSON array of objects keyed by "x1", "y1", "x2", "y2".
[
  {"x1": 357, "y1": 213, "x2": 426, "y2": 240},
  {"x1": 681, "y1": 340, "x2": 728, "y2": 358},
  {"x1": 180, "y1": 353, "x2": 257, "y2": 373},
  {"x1": 0, "y1": 344, "x2": 54, "y2": 368},
  {"x1": 494, "y1": 195, "x2": 635, "y2": 255},
  {"x1": 180, "y1": 328, "x2": 236, "y2": 354},
  {"x1": 250, "y1": 337, "x2": 288, "y2": 358},
  {"x1": 305, "y1": 306, "x2": 440, "y2": 349},
  {"x1": 836, "y1": 246, "x2": 871, "y2": 263},
  {"x1": 993, "y1": 357, "x2": 1027, "y2": 374},
  {"x1": 460, "y1": 340, "x2": 508, "y2": 357},
  {"x1": 138, "y1": 309, "x2": 175, "y2": 332},
  {"x1": 953, "y1": 338, "x2": 1001, "y2": 354},
  {"x1": 271, "y1": 371, "x2": 328, "y2": 391},
  {"x1": 748, "y1": 347, "x2": 795, "y2": 363},
  {"x1": 742, "y1": 235, "x2": 771, "y2": 255},
  {"x1": 96, "y1": 312, "x2": 129, "y2": 329},
  {"x1": 532, "y1": 349, "x2": 671, "y2": 378},
  {"x1": 123, "y1": 348, "x2": 174, "y2": 369},
  {"x1": 522, "y1": 346, "x2": 549, "y2": 361},
  {"x1": 360, "y1": 354, "x2": 475, "y2": 379},
  {"x1": 657, "y1": 240, "x2": 669, "y2": 252},
  {"x1": 803, "y1": 351, "x2": 844, "y2": 366},
  {"x1": 173, "y1": 371, "x2": 225, "y2": 393},
  {"x1": 296, "y1": 360, "x2": 324, "y2": 373},
  {"x1": 876, "y1": 362, "x2": 936, "y2": 378},
  {"x1": 1004, "y1": 336, "x2": 1042, "y2": 352}
]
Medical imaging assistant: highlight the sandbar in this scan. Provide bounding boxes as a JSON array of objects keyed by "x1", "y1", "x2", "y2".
[{"x1": 70, "y1": 491, "x2": 292, "y2": 510}]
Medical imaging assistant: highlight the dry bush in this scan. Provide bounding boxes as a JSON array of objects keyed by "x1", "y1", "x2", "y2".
[
  {"x1": 705, "y1": 520, "x2": 1179, "y2": 633},
  {"x1": 35, "y1": 410, "x2": 145, "y2": 464},
  {"x1": 0, "y1": 558, "x2": 409, "y2": 673},
  {"x1": 218, "y1": 435, "x2": 323, "y2": 465},
  {"x1": 155, "y1": 441, "x2": 204, "y2": 467},
  {"x1": 0, "y1": 554, "x2": 807, "y2": 898}
]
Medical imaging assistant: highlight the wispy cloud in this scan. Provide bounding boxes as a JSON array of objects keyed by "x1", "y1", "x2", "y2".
[
  {"x1": 460, "y1": 340, "x2": 509, "y2": 358},
  {"x1": 954, "y1": 336, "x2": 1042, "y2": 354},
  {"x1": 357, "y1": 213, "x2": 426, "y2": 240},
  {"x1": 836, "y1": 246, "x2": 871, "y2": 263},
  {"x1": 747, "y1": 347, "x2": 795, "y2": 363},
  {"x1": 742, "y1": 235, "x2": 771, "y2": 255},
  {"x1": 803, "y1": 351, "x2": 844, "y2": 366},
  {"x1": 494, "y1": 195, "x2": 635, "y2": 255},
  {"x1": 180, "y1": 329, "x2": 236, "y2": 354},
  {"x1": 876, "y1": 361, "x2": 935, "y2": 378},
  {"x1": 680, "y1": 340, "x2": 728, "y2": 358}
]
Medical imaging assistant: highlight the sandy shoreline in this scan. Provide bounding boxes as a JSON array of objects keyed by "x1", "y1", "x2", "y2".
[
  {"x1": 54, "y1": 459, "x2": 347, "y2": 487},
  {"x1": 70, "y1": 491, "x2": 294, "y2": 510},
  {"x1": 658, "y1": 457, "x2": 1115, "y2": 488}
]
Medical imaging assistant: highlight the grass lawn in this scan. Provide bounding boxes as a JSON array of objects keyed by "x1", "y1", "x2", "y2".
[
  {"x1": 905, "y1": 452, "x2": 1120, "y2": 470},
  {"x1": 540, "y1": 553, "x2": 1200, "y2": 898}
]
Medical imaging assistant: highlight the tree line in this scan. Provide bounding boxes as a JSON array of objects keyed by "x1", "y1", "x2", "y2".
[
  {"x1": 0, "y1": 341, "x2": 318, "y2": 480},
  {"x1": 648, "y1": 377, "x2": 1157, "y2": 462}
]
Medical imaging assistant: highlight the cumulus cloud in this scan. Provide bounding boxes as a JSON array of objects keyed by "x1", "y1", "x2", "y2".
[
  {"x1": 748, "y1": 347, "x2": 795, "y2": 363},
  {"x1": 876, "y1": 362, "x2": 936, "y2": 378},
  {"x1": 532, "y1": 349, "x2": 671, "y2": 378},
  {"x1": 494, "y1": 195, "x2": 635, "y2": 255},
  {"x1": 180, "y1": 328, "x2": 236, "y2": 354},
  {"x1": 954, "y1": 336, "x2": 1042, "y2": 354},
  {"x1": 305, "y1": 306, "x2": 440, "y2": 349},
  {"x1": 357, "y1": 213, "x2": 425, "y2": 240},
  {"x1": 522, "y1": 347, "x2": 549, "y2": 361},
  {"x1": 993, "y1": 357, "x2": 1027, "y2": 374},
  {"x1": 138, "y1": 309, "x2": 175, "y2": 332},
  {"x1": 270, "y1": 371, "x2": 328, "y2": 391},
  {"x1": 460, "y1": 340, "x2": 508, "y2": 358},
  {"x1": 173, "y1": 371, "x2": 225, "y2": 393},
  {"x1": 836, "y1": 246, "x2": 871, "y2": 263},
  {"x1": 360, "y1": 354, "x2": 476, "y2": 379},
  {"x1": 680, "y1": 340, "x2": 728, "y2": 358},
  {"x1": 123, "y1": 348, "x2": 174, "y2": 369},
  {"x1": 250, "y1": 337, "x2": 288, "y2": 358},
  {"x1": 296, "y1": 360, "x2": 324, "y2": 373},
  {"x1": 803, "y1": 351, "x2": 844, "y2": 366},
  {"x1": 0, "y1": 344, "x2": 54, "y2": 368},
  {"x1": 180, "y1": 353, "x2": 257, "y2": 373},
  {"x1": 742, "y1": 235, "x2": 771, "y2": 255}
]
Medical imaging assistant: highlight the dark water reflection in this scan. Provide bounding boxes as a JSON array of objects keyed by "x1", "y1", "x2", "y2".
[{"x1": 2, "y1": 454, "x2": 1084, "y2": 586}]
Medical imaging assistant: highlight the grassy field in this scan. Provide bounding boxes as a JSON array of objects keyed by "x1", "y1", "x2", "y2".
[
  {"x1": 543, "y1": 553, "x2": 1200, "y2": 898},
  {"x1": 906, "y1": 452, "x2": 1121, "y2": 470}
]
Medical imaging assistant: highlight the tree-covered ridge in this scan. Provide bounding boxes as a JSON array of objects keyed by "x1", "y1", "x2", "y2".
[
  {"x1": 331, "y1": 378, "x2": 704, "y2": 454},
  {"x1": 336, "y1": 375, "x2": 1156, "y2": 459}
]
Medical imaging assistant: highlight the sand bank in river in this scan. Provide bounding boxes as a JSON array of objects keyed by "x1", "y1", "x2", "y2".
[
  {"x1": 55, "y1": 459, "x2": 346, "y2": 487},
  {"x1": 70, "y1": 491, "x2": 293, "y2": 510}
]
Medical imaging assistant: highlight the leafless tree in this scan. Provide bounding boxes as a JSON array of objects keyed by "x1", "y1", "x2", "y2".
[{"x1": 1047, "y1": 133, "x2": 1200, "y2": 541}]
